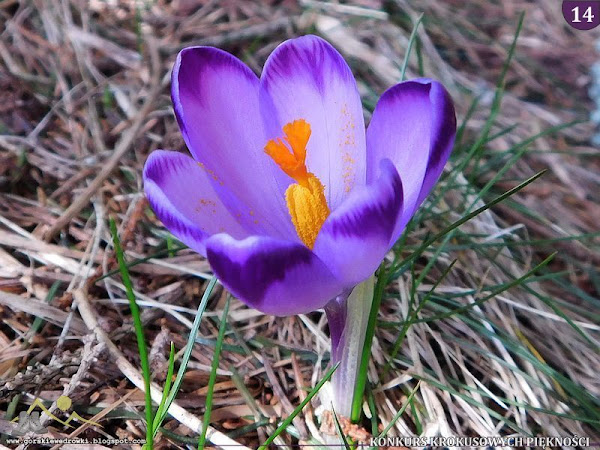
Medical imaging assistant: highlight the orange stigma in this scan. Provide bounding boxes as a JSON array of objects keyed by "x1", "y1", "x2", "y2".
[
  {"x1": 265, "y1": 119, "x2": 330, "y2": 249},
  {"x1": 265, "y1": 119, "x2": 311, "y2": 188}
]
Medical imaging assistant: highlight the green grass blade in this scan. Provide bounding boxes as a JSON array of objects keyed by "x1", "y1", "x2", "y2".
[
  {"x1": 366, "y1": 384, "x2": 378, "y2": 436},
  {"x1": 407, "y1": 130, "x2": 538, "y2": 294},
  {"x1": 229, "y1": 365, "x2": 267, "y2": 423},
  {"x1": 259, "y1": 362, "x2": 339, "y2": 450},
  {"x1": 393, "y1": 169, "x2": 546, "y2": 275},
  {"x1": 153, "y1": 342, "x2": 175, "y2": 432},
  {"x1": 23, "y1": 281, "x2": 60, "y2": 347},
  {"x1": 413, "y1": 375, "x2": 528, "y2": 434},
  {"x1": 198, "y1": 296, "x2": 230, "y2": 449},
  {"x1": 400, "y1": 12, "x2": 424, "y2": 81},
  {"x1": 491, "y1": 256, "x2": 599, "y2": 350},
  {"x1": 162, "y1": 342, "x2": 176, "y2": 400},
  {"x1": 468, "y1": 12, "x2": 524, "y2": 177},
  {"x1": 406, "y1": 134, "x2": 534, "y2": 303},
  {"x1": 377, "y1": 381, "x2": 421, "y2": 438},
  {"x1": 411, "y1": 252, "x2": 556, "y2": 325},
  {"x1": 383, "y1": 260, "x2": 457, "y2": 376},
  {"x1": 416, "y1": 36, "x2": 424, "y2": 77},
  {"x1": 331, "y1": 408, "x2": 351, "y2": 450},
  {"x1": 153, "y1": 276, "x2": 217, "y2": 435},
  {"x1": 350, "y1": 264, "x2": 387, "y2": 422},
  {"x1": 96, "y1": 241, "x2": 187, "y2": 282},
  {"x1": 226, "y1": 418, "x2": 273, "y2": 439},
  {"x1": 530, "y1": 287, "x2": 598, "y2": 350},
  {"x1": 110, "y1": 218, "x2": 153, "y2": 450},
  {"x1": 454, "y1": 95, "x2": 480, "y2": 148}
]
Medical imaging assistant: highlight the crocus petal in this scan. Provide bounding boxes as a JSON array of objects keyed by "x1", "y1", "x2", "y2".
[
  {"x1": 366, "y1": 79, "x2": 456, "y2": 244},
  {"x1": 172, "y1": 47, "x2": 297, "y2": 240},
  {"x1": 312, "y1": 159, "x2": 403, "y2": 286},
  {"x1": 206, "y1": 234, "x2": 344, "y2": 316},
  {"x1": 260, "y1": 35, "x2": 366, "y2": 210},
  {"x1": 143, "y1": 150, "x2": 248, "y2": 255}
]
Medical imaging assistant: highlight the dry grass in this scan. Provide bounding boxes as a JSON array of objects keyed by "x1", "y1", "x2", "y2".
[{"x1": 1, "y1": 0, "x2": 599, "y2": 448}]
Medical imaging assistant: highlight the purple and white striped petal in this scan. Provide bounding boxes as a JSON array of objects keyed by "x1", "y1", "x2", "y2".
[
  {"x1": 206, "y1": 234, "x2": 344, "y2": 316},
  {"x1": 172, "y1": 47, "x2": 297, "y2": 240},
  {"x1": 143, "y1": 150, "x2": 248, "y2": 255},
  {"x1": 260, "y1": 35, "x2": 366, "y2": 210},
  {"x1": 312, "y1": 159, "x2": 403, "y2": 286},
  {"x1": 366, "y1": 79, "x2": 456, "y2": 244}
]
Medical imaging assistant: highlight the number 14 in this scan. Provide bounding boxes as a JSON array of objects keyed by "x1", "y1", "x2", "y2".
[{"x1": 572, "y1": 6, "x2": 595, "y2": 22}]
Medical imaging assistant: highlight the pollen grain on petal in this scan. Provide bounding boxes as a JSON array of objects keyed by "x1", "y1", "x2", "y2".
[
  {"x1": 342, "y1": 152, "x2": 356, "y2": 193},
  {"x1": 197, "y1": 161, "x2": 224, "y2": 185},
  {"x1": 196, "y1": 198, "x2": 217, "y2": 214}
]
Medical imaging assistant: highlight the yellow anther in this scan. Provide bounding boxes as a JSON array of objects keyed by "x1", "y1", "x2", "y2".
[
  {"x1": 265, "y1": 119, "x2": 330, "y2": 249},
  {"x1": 286, "y1": 174, "x2": 330, "y2": 249}
]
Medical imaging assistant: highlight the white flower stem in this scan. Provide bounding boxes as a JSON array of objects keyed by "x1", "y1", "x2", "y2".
[{"x1": 324, "y1": 274, "x2": 375, "y2": 418}]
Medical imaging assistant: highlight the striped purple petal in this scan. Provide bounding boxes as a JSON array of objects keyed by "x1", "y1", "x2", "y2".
[
  {"x1": 206, "y1": 234, "x2": 344, "y2": 315},
  {"x1": 172, "y1": 46, "x2": 297, "y2": 240},
  {"x1": 143, "y1": 150, "x2": 248, "y2": 255},
  {"x1": 366, "y1": 78, "x2": 456, "y2": 244},
  {"x1": 313, "y1": 159, "x2": 403, "y2": 286}
]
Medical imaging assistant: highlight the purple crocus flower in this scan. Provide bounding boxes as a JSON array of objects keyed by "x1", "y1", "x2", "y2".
[{"x1": 144, "y1": 35, "x2": 456, "y2": 417}]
